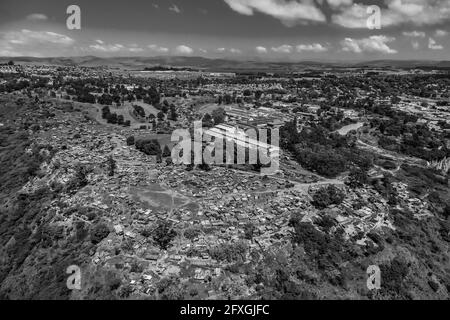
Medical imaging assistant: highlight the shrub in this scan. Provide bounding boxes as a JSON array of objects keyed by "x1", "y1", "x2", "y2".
[
  {"x1": 153, "y1": 220, "x2": 177, "y2": 250},
  {"x1": 126, "y1": 136, "x2": 135, "y2": 146},
  {"x1": 90, "y1": 223, "x2": 110, "y2": 244},
  {"x1": 312, "y1": 185, "x2": 346, "y2": 209},
  {"x1": 135, "y1": 139, "x2": 162, "y2": 156}
]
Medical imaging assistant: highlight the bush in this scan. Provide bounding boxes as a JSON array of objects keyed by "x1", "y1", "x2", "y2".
[
  {"x1": 135, "y1": 139, "x2": 162, "y2": 156},
  {"x1": 184, "y1": 227, "x2": 201, "y2": 241},
  {"x1": 90, "y1": 223, "x2": 110, "y2": 244},
  {"x1": 153, "y1": 220, "x2": 177, "y2": 250},
  {"x1": 126, "y1": 136, "x2": 135, "y2": 146},
  {"x1": 162, "y1": 145, "x2": 171, "y2": 157},
  {"x1": 209, "y1": 242, "x2": 247, "y2": 263},
  {"x1": 312, "y1": 185, "x2": 346, "y2": 209}
]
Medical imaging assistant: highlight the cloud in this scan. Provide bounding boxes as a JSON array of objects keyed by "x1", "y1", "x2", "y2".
[
  {"x1": 175, "y1": 45, "x2": 194, "y2": 55},
  {"x1": 332, "y1": 0, "x2": 450, "y2": 29},
  {"x1": 428, "y1": 37, "x2": 444, "y2": 50},
  {"x1": 0, "y1": 29, "x2": 75, "y2": 56},
  {"x1": 199, "y1": 48, "x2": 208, "y2": 54},
  {"x1": 217, "y1": 47, "x2": 242, "y2": 54},
  {"x1": 26, "y1": 13, "x2": 48, "y2": 21},
  {"x1": 412, "y1": 41, "x2": 420, "y2": 50},
  {"x1": 89, "y1": 43, "x2": 124, "y2": 52},
  {"x1": 340, "y1": 35, "x2": 397, "y2": 54},
  {"x1": 2, "y1": 29, "x2": 74, "y2": 45},
  {"x1": 223, "y1": 0, "x2": 450, "y2": 29},
  {"x1": 255, "y1": 46, "x2": 268, "y2": 54},
  {"x1": 129, "y1": 47, "x2": 144, "y2": 53},
  {"x1": 271, "y1": 44, "x2": 293, "y2": 53},
  {"x1": 296, "y1": 43, "x2": 328, "y2": 52},
  {"x1": 327, "y1": 0, "x2": 353, "y2": 8},
  {"x1": 435, "y1": 29, "x2": 449, "y2": 37},
  {"x1": 223, "y1": 0, "x2": 326, "y2": 26},
  {"x1": 169, "y1": 4, "x2": 181, "y2": 13},
  {"x1": 148, "y1": 44, "x2": 169, "y2": 53},
  {"x1": 95, "y1": 39, "x2": 104, "y2": 44},
  {"x1": 403, "y1": 31, "x2": 426, "y2": 37}
]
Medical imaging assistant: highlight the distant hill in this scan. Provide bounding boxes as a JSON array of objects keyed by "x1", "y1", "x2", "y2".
[
  {"x1": 1, "y1": 56, "x2": 449, "y2": 72},
  {"x1": 354, "y1": 60, "x2": 450, "y2": 69}
]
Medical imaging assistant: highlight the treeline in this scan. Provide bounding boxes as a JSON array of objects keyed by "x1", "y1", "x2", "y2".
[
  {"x1": 101, "y1": 106, "x2": 131, "y2": 126},
  {"x1": 280, "y1": 119, "x2": 373, "y2": 178}
]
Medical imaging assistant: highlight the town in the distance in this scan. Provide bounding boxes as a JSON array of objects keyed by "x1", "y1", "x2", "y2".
[{"x1": 0, "y1": 56, "x2": 449, "y2": 300}]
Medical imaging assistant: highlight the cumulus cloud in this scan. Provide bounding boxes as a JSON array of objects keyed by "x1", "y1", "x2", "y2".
[
  {"x1": 435, "y1": 29, "x2": 449, "y2": 37},
  {"x1": 428, "y1": 37, "x2": 444, "y2": 49},
  {"x1": 223, "y1": 0, "x2": 326, "y2": 26},
  {"x1": 403, "y1": 31, "x2": 426, "y2": 37},
  {"x1": 0, "y1": 29, "x2": 75, "y2": 56},
  {"x1": 223, "y1": 0, "x2": 450, "y2": 29},
  {"x1": 271, "y1": 44, "x2": 293, "y2": 53},
  {"x1": 255, "y1": 46, "x2": 268, "y2": 54},
  {"x1": 340, "y1": 35, "x2": 398, "y2": 54},
  {"x1": 89, "y1": 43, "x2": 124, "y2": 52},
  {"x1": 412, "y1": 41, "x2": 420, "y2": 50},
  {"x1": 327, "y1": 0, "x2": 353, "y2": 8},
  {"x1": 148, "y1": 44, "x2": 169, "y2": 53},
  {"x1": 175, "y1": 45, "x2": 194, "y2": 55},
  {"x1": 2, "y1": 29, "x2": 74, "y2": 45},
  {"x1": 217, "y1": 47, "x2": 242, "y2": 54},
  {"x1": 296, "y1": 43, "x2": 328, "y2": 52},
  {"x1": 26, "y1": 13, "x2": 48, "y2": 21},
  {"x1": 332, "y1": 0, "x2": 450, "y2": 29},
  {"x1": 169, "y1": 4, "x2": 181, "y2": 13},
  {"x1": 129, "y1": 47, "x2": 144, "y2": 53}
]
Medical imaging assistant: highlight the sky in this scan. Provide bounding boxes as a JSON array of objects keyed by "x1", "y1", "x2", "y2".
[{"x1": 0, "y1": 0, "x2": 449, "y2": 61}]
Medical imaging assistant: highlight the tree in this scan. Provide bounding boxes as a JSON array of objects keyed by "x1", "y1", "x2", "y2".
[
  {"x1": 135, "y1": 139, "x2": 162, "y2": 156},
  {"x1": 346, "y1": 167, "x2": 368, "y2": 189},
  {"x1": 7, "y1": 60, "x2": 14, "y2": 66},
  {"x1": 146, "y1": 86, "x2": 160, "y2": 105},
  {"x1": 312, "y1": 185, "x2": 346, "y2": 209},
  {"x1": 90, "y1": 223, "x2": 110, "y2": 244},
  {"x1": 107, "y1": 155, "x2": 116, "y2": 176},
  {"x1": 117, "y1": 115, "x2": 124, "y2": 126},
  {"x1": 153, "y1": 220, "x2": 177, "y2": 250},
  {"x1": 168, "y1": 105, "x2": 178, "y2": 121},
  {"x1": 126, "y1": 136, "x2": 135, "y2": 146},
  {"x1": 212, "y1": 107, "x2": 226, "y2": 125},
  {"x1": 243, "y1": 223, "x2": 256, "y2": 240},
  {"x1": 106, "y1": 113, "x2": 118, "y2": 124},
  {"x1": 162, "y1": 145, "x2": 171, "y2": 157},
  {"x1": 157, "y1": 111, "x2": 165, "y2": 121},
  {"x1": 202, "y1": 113, "x2": 214, "y2": 128},
  {"x1": 133, "y1": 105, "x2": 146, "y2": 118}
]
